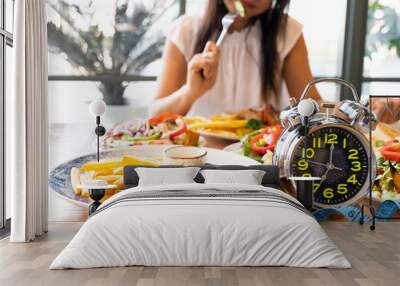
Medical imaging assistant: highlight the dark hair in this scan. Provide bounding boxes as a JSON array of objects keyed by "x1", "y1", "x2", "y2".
[{"x1": 194, "y1": 0, "x2": 291, "y2": 98}]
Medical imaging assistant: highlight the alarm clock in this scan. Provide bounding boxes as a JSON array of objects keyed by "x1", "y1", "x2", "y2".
[{"x1": 273, "y1": 78, "x2": 377, "y2": 208}]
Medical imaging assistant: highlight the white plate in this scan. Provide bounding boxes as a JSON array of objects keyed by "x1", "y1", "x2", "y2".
[
  {"x1": 223, "y1": 142, "x2": 243, "y2": 153},
  {"x1": 49, "y1": 145, "x2": 259, "y2": 208},
  {"x1": 196, "y1": 130, "x2": 240, "y2": 142}
]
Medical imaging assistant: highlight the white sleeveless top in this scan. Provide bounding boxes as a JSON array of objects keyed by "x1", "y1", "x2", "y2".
[{"x1": 167, "y1": 14, "x2": 303, "y2": 117}]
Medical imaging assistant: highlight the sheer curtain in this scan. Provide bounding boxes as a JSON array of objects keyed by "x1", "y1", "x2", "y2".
[{"x1": 9, "y1": 0, "x2": 49, "y2": 242}]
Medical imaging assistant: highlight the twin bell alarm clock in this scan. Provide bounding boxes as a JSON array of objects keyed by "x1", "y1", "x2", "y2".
[{"x1": 273, "y1": 78, "x2": 377, "y2": 208}]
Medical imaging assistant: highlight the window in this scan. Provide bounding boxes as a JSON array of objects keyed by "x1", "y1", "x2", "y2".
[
  {"x1": 289, "y1": 0, "x2": 348, "y2": 101},
  {"x1": 1, "y1": 0, "x2": 14, "y2": 233},
  {"x1": 362, "y1": 0, "x2": 400, "y2": 96}
]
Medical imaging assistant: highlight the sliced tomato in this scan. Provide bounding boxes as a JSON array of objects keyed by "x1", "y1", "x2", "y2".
[
  {"x1": 149, "y1": 112, "x2": 182, "y2": 125},
  {"x1": 381, "y1": 143, "x2": 400, "y2": 162},
  {"x1": 382, "y1": 143, "x2": 400, "y2": 152},
  {"x1": 246, "y1": 125, "x2": 282, "y2": 155},
  {"x1": 249, "y1": 129, "x2": 268, "y2": 144},
  {"x1": 251, "y1": 144, "x2": 275, "y2": 155},
  {"x1": 381, "y1": 150, "x2": 400, "y2": 162},
  {"x1": 170, "y1": 123, "x2": 188, "y2": 140}
]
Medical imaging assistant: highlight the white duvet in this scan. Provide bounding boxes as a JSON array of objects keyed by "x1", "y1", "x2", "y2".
[{"x1": 50, "y1": 183, "x2": 351, "y2": 269}]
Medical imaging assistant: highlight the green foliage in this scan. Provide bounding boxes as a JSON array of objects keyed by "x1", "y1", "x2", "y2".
[
  {"x1": 47, "y1": 0, "x2": 179, "y2": 105},
  {"x1": 244, "y1": 119, "x2": 264, "y2": 130},
  {"x1": 366, "y1": 0, "x2": 400, "y2": 59}
]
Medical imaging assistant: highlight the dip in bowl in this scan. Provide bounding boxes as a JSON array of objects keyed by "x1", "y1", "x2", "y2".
[{"x1": 164, "y1": 146, "x2": 207, "y2": 166}]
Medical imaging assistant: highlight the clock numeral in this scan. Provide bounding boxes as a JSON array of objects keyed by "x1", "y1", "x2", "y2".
[
  {"x1": 348, "y1": 149, "x2": 359, "y2": 160},
  {"x1": 313, "y1": 183, "x2": 321, "y2": 192},
  {"x1": 324, "y1": 133, "x2": 338, "y2": 144},
  {"x1": 337, "y1": 184, "x2": 348, "y2": 195},
  {"x1": 312, "y1": 137, "x2": 322, "y2": 148},
  {"x1": 347, "y1": 174, "x2": 358, "y2": 185},
  {"x1": 343, "y1": 138, "x2": 347, "y2": 149},
  {"x1": 323, "y1": 188, "x2": 334, "y2": 199},
  {"x1": 351, "y1": 161, "x2": 361, "y2": 171},
  {"x1": 297, "y1": 159, "x2": 309, "y2": 171},
  {"x1": 301, "y1": 148, "x2": 315, "y2": 159}
]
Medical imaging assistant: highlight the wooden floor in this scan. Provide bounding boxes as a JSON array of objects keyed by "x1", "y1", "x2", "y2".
[{"x1": 0, "y1": 222, "x2": 399, "y2": 286}]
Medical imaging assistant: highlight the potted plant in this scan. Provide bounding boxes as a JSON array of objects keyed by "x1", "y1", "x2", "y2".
[
  {"x1": 47, "y1": 0, "x2": 178, "y2": 106},
  {"x1": 365, "y1": 1, "x2": 400, "y2": 77}
]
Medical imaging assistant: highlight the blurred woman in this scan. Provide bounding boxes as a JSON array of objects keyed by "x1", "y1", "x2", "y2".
[{"x1": 151, "y1": 0, "x2": 320, "y2": 117}]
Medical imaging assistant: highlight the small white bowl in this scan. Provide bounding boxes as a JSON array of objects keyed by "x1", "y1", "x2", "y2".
[
  {"x1": 78, "y1": 180, "x2": 116, "y2": 190},
  {"x1": 164, "y1": 146, "x2": 207, "y2": 166}
]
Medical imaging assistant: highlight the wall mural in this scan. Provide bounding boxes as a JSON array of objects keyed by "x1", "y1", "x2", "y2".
[{"x1": 47, "y1": 0, "x2": 400, "y2": 223}]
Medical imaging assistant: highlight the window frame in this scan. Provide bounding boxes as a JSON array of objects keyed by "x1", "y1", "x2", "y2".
[
  {"x1": 47, "y1": 1, "x2": 400, "y2": 100},
  {"x1": 342, "y1": 1, "x2": 400, "y2": 99},
  {"x1": 48, "y1": 0, "x2": 186, "y2": 83},
  {"x1": 0, "y1": 0, "x2": 14, "y2": 235},
  {"x1": 48, "y1": 0, "x2": 358, "y2": 86}
]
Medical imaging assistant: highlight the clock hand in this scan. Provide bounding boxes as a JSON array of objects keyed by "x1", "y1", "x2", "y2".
[
  {"x1": 306, "y1": 160, "x2": 327, "y2": 168},
  {"x1": 320, "y1": 146, "x2": 335, "y2": 185},
  {"x1": 320, "y1": 168, "x2": 329, "y2": 184},
  {"x1": 329, "y1": 143, "x2": 334, "y2": 165},
  {"x1": 331, "y1": 166, "x2": 343, "y2": 171},
  {"x1": 307, "y1": 160, "x2": 343, "y2": 171}
]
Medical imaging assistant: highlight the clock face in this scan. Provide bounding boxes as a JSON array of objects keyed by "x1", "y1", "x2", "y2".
[{"x1": 291, "y1": 126, "x2": 369, "y2": 206}]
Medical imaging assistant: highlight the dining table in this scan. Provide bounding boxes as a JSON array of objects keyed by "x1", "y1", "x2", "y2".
[{"x1": 49, "y1": 122, "x2": 247, "y2": 222}]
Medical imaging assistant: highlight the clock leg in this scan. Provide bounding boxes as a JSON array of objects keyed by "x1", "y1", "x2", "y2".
[
  {"x1": 369, "y1": 206, "x2": 376, "y2": 231},
  {"x1": 359, "y1": 205, "x2": 364, "y2": 225}
]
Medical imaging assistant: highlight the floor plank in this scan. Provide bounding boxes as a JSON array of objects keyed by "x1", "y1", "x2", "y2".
[{"x1": 0, "y1": 222, "x2": 399, "y2": 286}]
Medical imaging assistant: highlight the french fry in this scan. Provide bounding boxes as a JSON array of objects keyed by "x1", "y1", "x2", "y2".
[
  {"x1": 95, "y1": 168, "x2": 116, "y2": 176},
  {"x1": 189, "y1": 120, "x2": 247, "y2": 130},
  {"x1": 81, "y1": 156, "x2": 157, "y2": 172},
  {"x1": 204, "y1": 129, "x2": 237, "y2": 137},
  {"x1": 81, "y1": 160, "x2": 122, "y2": 172},
  {"x1": 95, "y1": 175, "x2": 122, "y2": 184},
  {"x1": 184, "y1": 130, "x2": 200, "y2": 146},
  {"x1": 235, "y1": 128, "x2": 252, "y2": 137},
  {"x1": 210, "y1": 114, "x2": 240, "y2": 121},
  {"x1": 113, "y1": 176, "x2": 124, "y2": 190},
  {"x1": 81, "y1": 188, "x2": 89, "y2": 198},
  {"x1": 121, "y1": 156, "x2": 158, "y2": 166},
  {"x1": 113, "y1": 166, "x2": 124, "y2": 175},
  {"x1": 183, "y1": 116, "x2": 208, "y2": 124},
  {"x1": 70, "y1": 167, "x2": 81, "y2": 195}
]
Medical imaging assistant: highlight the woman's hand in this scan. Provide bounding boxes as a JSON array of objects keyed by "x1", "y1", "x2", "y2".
[
  {"x1": 186, "y1": 41, "x2": 220, "y2": 100},
  {"x1": 151, "y1": 40, "x2": 219, "y2": 116},
  {"x1": 372, "y1": 98, "x2": 400, "y2": 124}
]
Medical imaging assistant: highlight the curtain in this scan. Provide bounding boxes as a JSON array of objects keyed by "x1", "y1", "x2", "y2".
[{"x1": 9, "y1": 0, "x2": 49, "y2": 242}]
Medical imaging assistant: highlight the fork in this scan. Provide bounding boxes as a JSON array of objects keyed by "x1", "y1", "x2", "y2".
[{"x1": 216, "y1": 13, "x2": 238, "y2": 47}]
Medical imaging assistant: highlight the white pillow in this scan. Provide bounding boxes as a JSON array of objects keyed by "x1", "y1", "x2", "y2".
[
  {"x1": 136, "y1": 167, "x2": 200, "y2": 186},
  {"x1": 200, "y1": 169, "x2": 266, "y2": 185}
]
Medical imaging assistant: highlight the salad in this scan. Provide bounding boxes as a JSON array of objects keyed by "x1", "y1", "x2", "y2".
[
  {"x1": 241, "y1": 125, "x2": 283, "y2": 163},
  {"x1": 373, "y1": 139, "x2": 400, "y2": 201},
  {"x1": 103, "y1": 112, "x2": 199, "y2": 148}
]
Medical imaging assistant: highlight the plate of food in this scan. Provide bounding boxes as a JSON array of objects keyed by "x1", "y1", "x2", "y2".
[
  {"x1": 49, "y1": 145, "x2": 259, "y2": 207},
  {"x1": 371, "y1": 123, "x2": 400, "y2": 202},
  {"x1": 102, "y1": 112, "x2": 200, "y2": 149},
  {"x1": 188, "y1": 105, "x2": 281, "y2": 143},
  {"x1": 223, "y1": 125, "x2": 284, "y2": 164}
]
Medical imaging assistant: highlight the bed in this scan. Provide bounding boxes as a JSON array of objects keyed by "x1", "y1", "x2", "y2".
[{"x1": 50, "y1": 165, "x2": 351, "y2": 269}]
